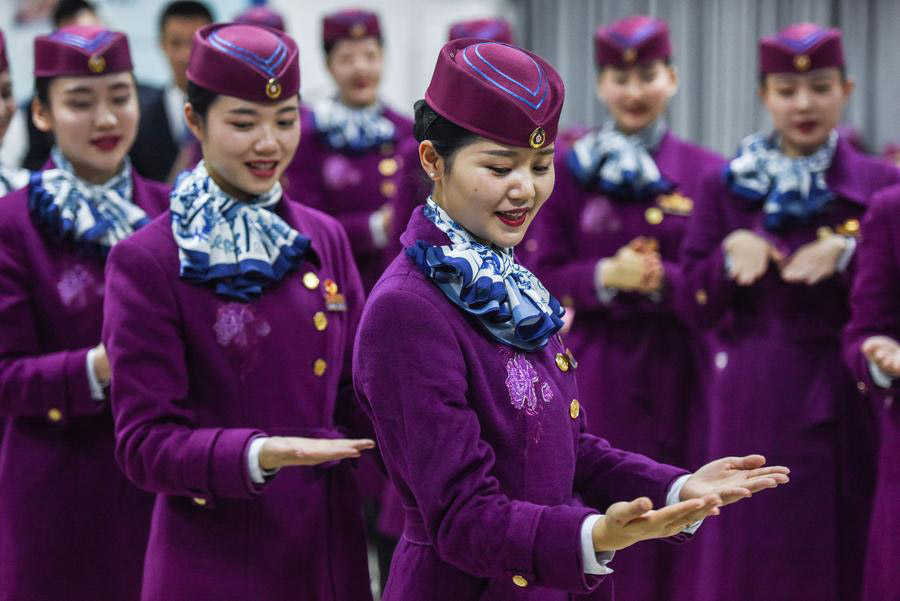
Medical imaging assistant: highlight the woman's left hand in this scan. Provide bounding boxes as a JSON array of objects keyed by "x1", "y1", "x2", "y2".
[
  {"x1": 680, "y1": 455, "x2": 790, "y2": 506},
  {"x1": 780, "y1": 235, "x2": 847, "y2": 285}
]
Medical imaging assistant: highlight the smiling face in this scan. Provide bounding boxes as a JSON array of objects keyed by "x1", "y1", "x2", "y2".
[
  {"x1": 32, "y1": 72, "x2": 139, "y2": 184},
  {"x1": 597, "y1": 59, "x2": 677, "y2": 134},
  {"x1": 187, "y1": 94, "x2": 301, "y2": 200},
  {"x1": 326, "y1": 37, "x2": 383, "y2": 108},
  {"x1": 760, "y1": 68, "x2": 853, "y2": 157},
  {"x1": 0, "y1": 70, "x2": 14, "y2": 144},
  {"x1": 423, "y1": 138, "x2": 555, "y2": 248}
]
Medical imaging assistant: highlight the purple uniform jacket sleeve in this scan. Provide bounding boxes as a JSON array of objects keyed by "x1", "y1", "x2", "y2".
[
  {"x1": 0, "y1": 207, "x2": 101, "y2": 422},
  {"x1": 844, "y1": 185, "x2": 900, "y2": 398},
  {"x1": 678, "y1": 170, "x2": 738, "y2": 331},
  {"x1": 103, "y1": 239, "x2": 265, "y2": 500}
]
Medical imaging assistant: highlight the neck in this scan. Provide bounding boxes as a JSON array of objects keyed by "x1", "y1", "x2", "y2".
[
  {"x1": 70, "y1": 160, "x2": 121, "y2": 185},
  {"x1": 205, "y1": 162, "x2": 252, "y2": 201},
  {"x1": 337, "y1": 93, "x2": 376, "y2": 110}
]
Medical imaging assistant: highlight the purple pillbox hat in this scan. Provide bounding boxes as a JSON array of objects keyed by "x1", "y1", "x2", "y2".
[
  {"x1": 595, "y1": 15, "x2": 670, "y2": 68},
  {"x1": 0, "y1": 29, "x2": 8, "y2": 72},
  {"x1": 448, "y1": 18, "x2": 514, "y2": 44},
  {"x1": 187, "y1": 23, "x2": 300, "y2": 102},
  {"x1": 234, "y1": 7, "x2": 286, "y2": 33},
  {"x1": 424, "y1": 39, "x2": 564, "y2": 149},
  {"x1": 322, "y1": 10, "x2": 380, "y2": 46},
  {"x1": 759, "y1": 23, "x2": 844, "y2": 74},
  {"x1": 34, "y1": 26, "x2": 132, "y2": 77}
]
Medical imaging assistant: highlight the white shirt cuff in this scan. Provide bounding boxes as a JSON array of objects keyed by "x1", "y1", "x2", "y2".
[
  {"x1": 836, "y1": 236, "x2": 857, "y2": 273},
  {"x1": 85, "y1": 347, "x2": 107, "y2": 402},
  {"x1": 247, "y1": 437, "x2": 279, "y2": 484},
  {"x1": 667, "y1": 474, "x2": 703, "y2": 534},
  {"x1": 594, "y1": 259, "x2": 618, "y2": 304},
  {"x1": 369, "y1": 210, "x2": 390, "y2": 249},
  {"x1": 869, "y1": 360, "x2": 894, "y2": 389},
  {"x1": 580, "y1": 514, "x2": 615, "y2": 575}
]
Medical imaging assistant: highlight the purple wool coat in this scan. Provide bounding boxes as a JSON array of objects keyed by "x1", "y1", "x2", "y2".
[
  {"x1": 353, "y1": 207, "x2": 689, "y2": 601},
  {"x1": 0, "y1": 170, "x2": 168, "y2": 601},
  {"x1": 103, "y1": 197, "x2": 374, "y2": 601},
  {"x1": 525, "y1": 130, "x2": 725, "y2": 601},
  {"x1": 842, "y1": 184, "x2": 900, "y2": 601},
  {"x1": 284, "y1": 105, "x2": 420, "y2": 293},
  {"x1": 681, "y1": 136, "x2": 899, "y2": 601}
]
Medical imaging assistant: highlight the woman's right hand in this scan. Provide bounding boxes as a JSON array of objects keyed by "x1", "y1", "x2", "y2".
[
  {"x1": 600, "y1": 242, "x2": 663, "y2": 293},
  {"x1": 259, "y1": 436, "x2": 376, "y2": 470},
  {"x1": 722, "y1": 229, "x2": 784, "y2": 286},
  {"x1": 862, "y1": 335, "x2": 900, "y2": 377},
  {"x1": 591, "y1": 495, "x2": 721, "y2": 553},
  {"x1": 92, "y1": 343, "x2": 110, "y2": 384}
]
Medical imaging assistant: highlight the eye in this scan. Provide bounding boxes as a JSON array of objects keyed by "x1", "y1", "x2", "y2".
[
  {"x1": 277, "y1": 119, "x2": 297, "y2": 128},
  {"x1": 230, "y1": 122, "x2": 254, "y2": 130},
  {"x1": 488, "y1": 166, "x2": 511, "y2": 175},
  {"x1": 112, "y1": 95, "x2": 131, "y2": 106},
  {"x1": 65, "y1": 100, "x2": 92, "y2": 109},
  {"x1": 532, "y1": 164, "x2": 551, "y2": 173}
]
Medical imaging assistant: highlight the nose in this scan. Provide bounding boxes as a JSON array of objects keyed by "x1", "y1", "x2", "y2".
[
  {"x1": 794, "y1": 87, "x2": 812, "y2": 110},
  {"x1": 95, "y1": 102, "x2": 117, "y2": 129},
  {"x1": 624, "y1": 73, "x2": 642, "y2": 99},
  {"x1": 253, "y1": 125, "x2": 278, "y2": 155},
  {"x1": 508, "y1": 170, "x2": 536, "y2": 203}
]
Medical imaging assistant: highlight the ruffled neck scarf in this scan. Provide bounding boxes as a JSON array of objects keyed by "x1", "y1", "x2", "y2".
[
  {"x1": 406, "y1": 198, "x2": 564, "y2": 351},
  {"x1": 726, "y1": 130, "x2": 838, "y2": 230},
  {"x1": 312, "y1": 97, "x2": 396, "y2": 153},
  {"x1": 170, "y1": 161, "x2": 312, "y2": 301},
  {"x1": 567, "y1": 119, "x2": 672, "y2": 200},
  {"x1": 28, "y1": 148, "x2": 147, "y2": 257}
]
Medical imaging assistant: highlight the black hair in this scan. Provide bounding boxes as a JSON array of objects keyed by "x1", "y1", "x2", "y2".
[
  {"x1": 413, "y1": 99, "x2": 478, "y2": 174},
  {"x1": 758, "y1": 66, "x2": 847, "y2": 87},
  {"x1": 597, "y1": 57, "x2": 672, "y2": 74},
  {"x1": 185, "y1": 80, "x2": 219, "y2": 121},
  {"x1": 324, "y1": 35, "x2": 383, "y2": 58},
  {"x1": 52, "y1": 0, "x2": 96, "y2": 27},
  {"x1": 159, "y1": 0, "x2": 214, "y2": 34}
]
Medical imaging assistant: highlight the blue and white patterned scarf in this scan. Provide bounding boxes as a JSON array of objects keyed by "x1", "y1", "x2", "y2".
[
  {"x1": 726, "y1": 130, "x2": 838, "y2": 231},
  {"x1": 29, "y1": 148, "x2": 147, "y2": 256},
  {"x1": 567, "y1": 119, "x2": 673, "y2": 200},
  {"x1": 312, "y1": 97, "x2": 396, "y2": 152},
  {"x1": 406, "y1": 198, "x2": 564, "y2": 351},
  {"x1": 170, "y1": 161, "x2": 312, "y2": 301},
  {"x1": 0, "y1": 165, "x2": 30, "y2": 196}
]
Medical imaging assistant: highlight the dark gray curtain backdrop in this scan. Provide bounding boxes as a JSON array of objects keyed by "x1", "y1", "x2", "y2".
[{"x1": 511, "y1": 0, "x2": 900, "y2": 156}]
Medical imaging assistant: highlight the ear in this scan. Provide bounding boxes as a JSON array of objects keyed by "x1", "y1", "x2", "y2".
[
  {"x1": 842, "y1": 77, "x2": 856, "y2": 99},
  {"x1": 184, "y1": 102, "x2": 205, "y2": 141},
  {"x1": 418, "y1": 140, "x2": 443, "y2": 180},
  {"x1": 595, "y1": 71, "x2": 607, "y2": 104},
  {"x1": 31, "y1": 96, "x2": 53, "y2": 133},
  {"x1": 666, "y1": 64, "x2": 680, "y2": 98}
]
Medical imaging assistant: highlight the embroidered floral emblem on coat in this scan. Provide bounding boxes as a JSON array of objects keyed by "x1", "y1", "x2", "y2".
[
  {"x1": 57, "y1": 265, "x2": 103, "y2": 311},
  {"x1": 501, "y1": 348, "x2": 553, "y2": 415},
  {"x1": 213, "y1": 303, "x2": 272, "y2": 349}
]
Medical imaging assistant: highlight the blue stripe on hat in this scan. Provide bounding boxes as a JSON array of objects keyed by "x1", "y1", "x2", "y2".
[
  {"x1": 49, "y1": 30, "x2": 115, "y2": 52},
  {"x1": 608, "y1": 21, "x2": 658, "y2": 49},
  {"x1": 208, "y1": 31, "x2": 287, "y2": 77},
  {"x1": 778, "y1": 29, "x2": 829, "y2": 52},
  {"x1": 462, "y1": 43, "x2": 547, "y2": 110}
]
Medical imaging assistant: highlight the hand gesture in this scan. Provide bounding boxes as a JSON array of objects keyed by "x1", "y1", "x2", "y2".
[
  {"x1": 723, "y1": 229, "x2": 784, "y2": 286},
  {"x1": 92, "y1": 343, "x2": 110, "y2": 384},
  {"x1": 780, "y1": 235, "x2": 847, "y2": 285},
  {"x1": 592, "y1": 495, "x2": 722, "y2": 552},
  {"x1": 600, "y1": 239, "x2": 663, "y2": 293},
  {"x1": 680, "y1": 454, "x2": 790, "y2": 506},
  {"x1": 862, "y1": 335, "x2": 900, "y2": 378},
  {"x1": 259, "y1": 436, "x2": 375, "y2": 470}
]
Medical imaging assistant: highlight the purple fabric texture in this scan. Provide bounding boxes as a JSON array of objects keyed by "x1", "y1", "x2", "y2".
[
  {"x1": 34, "y1": 25, "x2": 132, "y2": 77},
  {"x1": 322, "y1": 9, "x2": 381, "y2": 46},
  {"x1": 448, "y1": 18, "x2": 514, "y2": 44},
  {"x1": 759, "y1": 23, "x2": 844, "y2": 74},
  {"x1": 0, "y1": 170, "x2": 168, "y2": 601},
  {"x1": 594, "y1": 15, "x2": 671, "y2": 68},
  {"x1": 103, "y1": 196, "x2": 373, "y2": 600}
]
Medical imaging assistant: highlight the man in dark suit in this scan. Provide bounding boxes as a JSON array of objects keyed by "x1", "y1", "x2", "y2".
[{"x1": 128, "y1": 1, "x2": 213, "y2": 183}]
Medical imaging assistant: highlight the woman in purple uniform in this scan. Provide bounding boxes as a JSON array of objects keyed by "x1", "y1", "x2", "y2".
[
  {"x1": 525, "y1": 17, "x2": 725, "y2": 599},
  {"x1": 681, "y1": 24, "x2": 900, "y2": 601},
  {"x1": 284, "y1": 8, "x2": 418, "y2": 293},
  {"x1": 843, "y1": 184, "x2": 900, "y2": 601},
  {"x1": 353, "y1": 37, "x2": 789, "y2": 601},
  {"x1": 0, "y1": 27, "x2": 169, "y2": 601},
  {"x1": 103, "y1": 23, "x2": 375, "y2": 601}
]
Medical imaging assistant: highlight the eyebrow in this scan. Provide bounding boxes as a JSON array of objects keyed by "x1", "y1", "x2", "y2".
[
  {"x1": 481, "y1": 147, "x2": 555, "y2": 158},
  {"x1": 61, "y1": 86, "x2": 94, "y2": 95},
  {"x1": 228, "y1": 105, "x2": 299, "y2": 116}
]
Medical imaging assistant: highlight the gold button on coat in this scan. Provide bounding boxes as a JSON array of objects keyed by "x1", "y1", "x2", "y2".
[
  {"x1": 512, "y1": 575, "x2": 528, "y2": 588},
  {"x1": 47, "y1": 408, "x2": 62, "y2": 422},
  {"x1": 313, "y1": 312, "x2": 328, "y2": 331},
  {"x1": 313, "y1": 359, "x2": 327, "y2": 377},
  {"x1": 192, "y1": 497, "x2": 207, "y2": 506},
  {"x1": 555, "y1": 353, "x2": 570, "y2": 373},
  {"x1": 695, "y1": 289, "x2": 708, "y2": 305},
  {"x1": 378, "y1": 158, "x2": 399, "y2": 177},
  {"x1": 569, "y1": 399, "x2": 580, "y2": 420},
  {"x1": 380, "y1": 181, "x2": 397, "y2": 198},
  {"x1": 857, "y1": 381, "x2": 867, "y2": 393},
  {"x1": 302, "y1": 272, "x2": 320, "y2": 290},
  {"x1": 645, "y1": 207, "x2": 664, "y2": 225}
]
